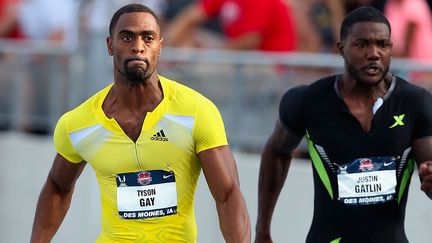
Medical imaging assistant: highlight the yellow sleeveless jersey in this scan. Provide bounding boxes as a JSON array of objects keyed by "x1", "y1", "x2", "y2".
[{"x1": 53, "y1": 75, "x2": 228, "y2": 242}]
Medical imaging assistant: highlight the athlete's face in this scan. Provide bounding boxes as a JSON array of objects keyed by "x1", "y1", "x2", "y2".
[
  {"x1": 107, "y1": 12, "x2": 163, "y2": 84},
  {"x1": 338, "y1": 22, "x2": 392, "y2": 86}
]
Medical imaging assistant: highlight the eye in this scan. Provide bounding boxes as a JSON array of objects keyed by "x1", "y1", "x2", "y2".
[
  {"x1": 122, "y1": 36, "x2": 132, "y2": 41},
  {"x1": 379, "y1": 41, "x2": 391, "y2": 50},
  {"x1": 144, "y1": 35, "x2": 154, "y2": 43},
  {"x1": 355, "y1": 42, "x2": 366, "y2": 48},
  {"x1": 120, "y1": 33, "x2": 133, "y2": 42}
]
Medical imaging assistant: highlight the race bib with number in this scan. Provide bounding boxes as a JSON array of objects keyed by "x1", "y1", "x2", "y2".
[
  {"x1": 337, "y1": 156, "x2": 397, "y2": 206},
  {"x1": 116, "y1": 170, "x2": 177, "y2": 219}
]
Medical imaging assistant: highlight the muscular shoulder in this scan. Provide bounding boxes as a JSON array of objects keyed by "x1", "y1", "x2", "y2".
[
  {"x1": 279, "y1": 75, "x2": 337, "y2": 136},
  {"x1": 394, "y1": 76, "x2": 430, "y2": 99},
  {"x1": 162, "y1": 75, "x2": 218, "y2": 114},
  {"x1": 280, "y1": 75, "x2": 337, "y2": 111}
]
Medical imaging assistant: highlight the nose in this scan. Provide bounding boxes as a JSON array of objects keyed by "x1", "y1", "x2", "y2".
[
  {"x1": 366, "y1": 44, "x2": 380, "y2": 60},
  {"x1": 130, "y1": 37, "x2": 145, "y2": 54}
]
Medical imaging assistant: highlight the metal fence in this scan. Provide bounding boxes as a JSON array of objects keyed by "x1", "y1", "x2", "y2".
[{"x1": 1, "y1": 38, "x2": 432, "y2": 152}]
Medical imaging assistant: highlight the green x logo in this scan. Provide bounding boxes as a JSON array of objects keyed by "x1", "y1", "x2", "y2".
[{"x1": 389, "y1": 114, "x2": 405, "y2": 128}]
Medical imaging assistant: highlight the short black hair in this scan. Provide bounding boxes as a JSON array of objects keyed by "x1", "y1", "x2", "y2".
[
  {"x1": 109, "y1": 4, "x2": 160, "y2": 36},
  {"x1": 340, "y1": 6, "x2": 391, "y2": 41}
]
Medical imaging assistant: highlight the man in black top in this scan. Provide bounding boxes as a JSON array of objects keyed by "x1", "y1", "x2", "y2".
[{"x1": 255, "y1": 6, "x2": 432, "y2": 243}]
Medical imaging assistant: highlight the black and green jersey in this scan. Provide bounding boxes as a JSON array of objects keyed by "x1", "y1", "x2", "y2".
[{"x1": 279, "y1": 75, "x2": 432, "y2": 243}]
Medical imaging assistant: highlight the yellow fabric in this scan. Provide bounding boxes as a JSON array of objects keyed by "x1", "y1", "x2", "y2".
[{"x1": 53, "y1": 75, "x2": 228, "y2": 242}]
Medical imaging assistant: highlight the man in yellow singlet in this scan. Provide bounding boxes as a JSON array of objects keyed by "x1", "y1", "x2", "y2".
[{"x1": 30, "y1": 4, "x2": 250, "y2": 243}]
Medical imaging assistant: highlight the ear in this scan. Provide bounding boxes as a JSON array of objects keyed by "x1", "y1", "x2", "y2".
[
  {"x1": 107, "y1": 36, "x2": 113, "y2": 56},
  {"x1": 159, "y1": 38, "x2": 164, "y2": 57},
  {"x1": 337, "y1": 42, "x2": 344, "y2": 57}
]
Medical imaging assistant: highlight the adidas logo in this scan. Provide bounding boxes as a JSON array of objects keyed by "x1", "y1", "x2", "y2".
[{"x1": 150, "y1": 129, "x2": 168, "y2": 141}]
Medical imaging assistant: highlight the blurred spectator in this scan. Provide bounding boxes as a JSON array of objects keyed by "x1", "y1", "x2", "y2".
[
  {"x1": 384, "y1": 0, "x2": 432, "y2": 89},
  {"x1": 384, "y1": 0, "x2": 432, "y2": 62},
  {"x1": 0, "y1": 0, "x2": 23, "y2": 38},
  {"x1": 290, "y1": 0, "x2": 344, "y2": 53},
  {"x1": 0, "y1": 0, "x2": 24, "y2": 130},
  {"x1": 345, "y1": 0, "x2": 387, "y2": 12},
  {"x1": 428, "y1": 0, "x2": 432, "y2": 10},
  {"x1": 14, "y1": 0, "x2": 80, "y2": 134},
  {"x1": 19, "y1": 0, "x2": 79, "y2": 51},
  {"x1": 287, "y1": 0, "x2": 387, "y2": 53},
  {"x1": 165, "y1": 0, "x2": 297, "y2": 52},
  {"x1": 160, "y1": 0, "x2": 223, "y2": 44}
]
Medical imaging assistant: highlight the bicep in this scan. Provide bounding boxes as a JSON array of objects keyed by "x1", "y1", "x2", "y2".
[
  {"x1": 198, "y1": 146, "x2": 239, "y2": 201},
  {"x1": 264, "y1": 119, "x2": 303, "y2": 156},
  {"x1": 48, "y1": 153, "x2": 86, "y2": 192}
]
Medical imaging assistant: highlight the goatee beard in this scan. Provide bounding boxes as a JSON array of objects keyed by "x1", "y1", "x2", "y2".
[{"x1": 125, "y1": 68, "x2": 147, "y2": 84}]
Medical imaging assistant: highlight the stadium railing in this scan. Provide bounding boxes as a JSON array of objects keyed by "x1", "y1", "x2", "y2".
[{"x1": 1, "y1": 38, "x2": 432, "y2": 152}]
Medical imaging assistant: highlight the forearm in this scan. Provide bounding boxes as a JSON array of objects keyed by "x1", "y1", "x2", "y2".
[
  {"x1": 255, "y1": 151, "x2": 291, "y2": 236},
  {"x1": 216, "y1": 187, "x2": 251, "y2": 243},
  {"x1": 165, "y1": 4, "x2": 205, "y2": 47},
  {"x1": 224, "y1": 32, "x2": 262, "y2": 50},
  {"x1": 402, "y1": 22, "x2": 416, "y2": 57},
  {"x1": 30, "y1": 177, "x2": 74, "y2": 243}
]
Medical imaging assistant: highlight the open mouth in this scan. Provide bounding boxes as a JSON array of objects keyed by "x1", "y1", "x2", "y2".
[{"x1": 363, "y1": 64, "x2": 381, "y2": 75}]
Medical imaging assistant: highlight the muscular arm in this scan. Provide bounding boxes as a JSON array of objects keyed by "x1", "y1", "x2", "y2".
[
  {"x1": 165, "y1": 3, "x2": 207, "y2": 47},
  {"x1": 198, "y1": 145, "x2": 251, "y2": 243},
  {"x1": 224, "y1": 32, "x2": 262, "y2": 50},
  {"x1": 165, "y1": 2, "x2": 261, "y2": 50},
  {"x1": 324, "y1": 0, "x2": 344, "y2": 49},
  {"x1": 30, "y1": 153, "x2": 86, "y2": 243},
  {"x1": 401, "y1": 22, "x2": 416, "y2": 57},
  {"x1": 413, "y1": 137, "x2": 432, "y2": 199},
  {"x1": 255, "y1": 119, "x2": 303, "y2": 243}
]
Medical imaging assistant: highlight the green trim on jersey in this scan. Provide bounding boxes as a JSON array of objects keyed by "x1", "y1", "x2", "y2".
[
  {"x1": 330, "y1": 237, "x2": 342, "y2": 243},
  {"x1": 307, "y1": 131, "x2": 334, "y2": 199},
  {"x1": 398, "y1": 158, "x2": 415, "y2": 204}
]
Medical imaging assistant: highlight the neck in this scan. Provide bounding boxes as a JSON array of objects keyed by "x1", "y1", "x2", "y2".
[
  {"x1": 104, "y1": 75, "x2": 163, "y2": 115},
  {"x1": 339, "y1": 73, "x2": 392, "y2": 100}
]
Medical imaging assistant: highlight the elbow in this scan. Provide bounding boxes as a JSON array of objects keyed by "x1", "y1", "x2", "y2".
[
  {"x1": 215, "y1": 184, "x2": 238, "y2": 205},
  {"x1": 47, "y1": 172, "x2": 75, "y2": 194}
]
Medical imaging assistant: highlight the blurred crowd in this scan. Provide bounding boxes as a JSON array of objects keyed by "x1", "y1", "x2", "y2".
[
  {"x1": 2, "y1": 0, "x2": 432, "y2": 60},
  {"x1": 1, "y1": 0, "x2": 432, "y2": 134}
]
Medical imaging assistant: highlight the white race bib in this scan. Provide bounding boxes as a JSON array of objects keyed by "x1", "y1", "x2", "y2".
[
  {"x1": 116, "y1": 170, "x2": 177, "y2": 219},
  {"x1": 337, "y1": 157, "x2": 397, "y2": 205}
]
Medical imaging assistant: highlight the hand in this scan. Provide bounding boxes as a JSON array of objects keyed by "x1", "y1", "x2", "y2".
[
  {"x1": 254, "y1": 233, "x2": 273, "y2": 243},
  {"x1": 419, "y1": 161, "x2": 432, "y2": 193}
]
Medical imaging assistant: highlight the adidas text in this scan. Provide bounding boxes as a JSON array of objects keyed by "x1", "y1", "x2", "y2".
[{"x1": 150, "y1": 137, "x2": 168, "y2": 141}]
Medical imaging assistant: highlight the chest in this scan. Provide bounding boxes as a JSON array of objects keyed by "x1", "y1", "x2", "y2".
[
  {"x1": 304, "y1": 97, "x2": 415, "y2": 163},
  {"x1": 114, "y1": 114, "x2": 145, "y2": 142},
  {"x1": 73, "y1": 117, "x2": 198, "y2": 176}
]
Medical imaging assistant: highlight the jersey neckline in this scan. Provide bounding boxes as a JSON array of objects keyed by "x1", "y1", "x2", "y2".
[{"x1": 92, "y1": 75, "x2": 171, "y2": 135}]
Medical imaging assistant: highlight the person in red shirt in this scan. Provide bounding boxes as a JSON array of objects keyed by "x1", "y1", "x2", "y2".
[
  {"x1": 0, "y1": 0, "x2": 23, "y2": 39},
  {"x1": 166, "y1": 0, "x2": 297, "y2": 52}
]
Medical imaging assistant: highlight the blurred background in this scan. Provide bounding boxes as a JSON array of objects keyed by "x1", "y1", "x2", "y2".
[{"x1": 1, "y1": 0, "x2": 432, "y2": 242}]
